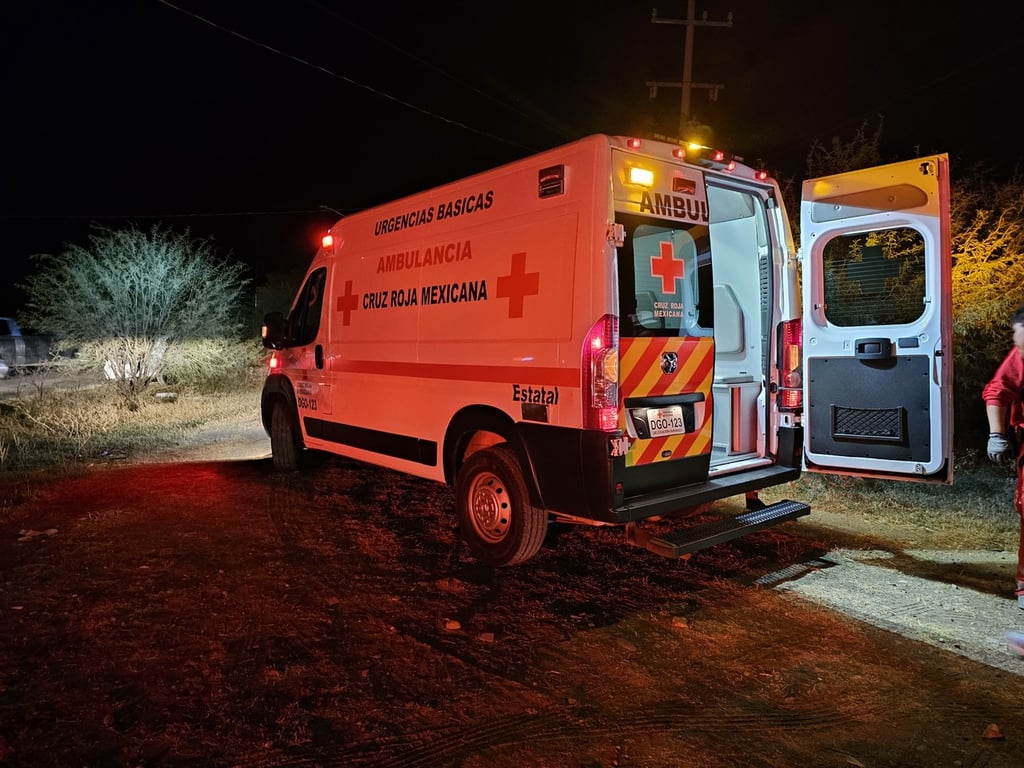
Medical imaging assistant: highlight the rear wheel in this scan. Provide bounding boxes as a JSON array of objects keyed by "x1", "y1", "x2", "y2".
[
  {"x1": 456, "y1": 445, "x2": 547, "y2": 566},
  {"x1": 270, "y1": 400, "x2": 303, "y2": 471}
]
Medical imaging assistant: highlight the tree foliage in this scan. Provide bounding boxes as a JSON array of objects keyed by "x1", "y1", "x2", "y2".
[
  {"x1": 252, "y1": 266, "x2": 307, "y2": 332},
  {"x1": 949, "y1": 171, "x2": 1024, "y2": 418},
  {"x1": 804, "y1": 118, "x2": 885, "y2": 179},
  {"x1": 19, "y1": 224, "x2": 250, "y2": 405}
]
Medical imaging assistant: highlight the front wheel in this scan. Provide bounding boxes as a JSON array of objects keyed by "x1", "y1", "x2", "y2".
[
  {"x1": 455, "y1": 445, "x2": 547, "y2": 566},
  {"x1": 270, "y1": 400, "x2": 304, "y2": 471}
]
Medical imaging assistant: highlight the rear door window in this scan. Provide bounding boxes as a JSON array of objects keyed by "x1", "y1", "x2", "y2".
[{"x1": 619, "y1": 214, "x2": 712, "y2": 338}]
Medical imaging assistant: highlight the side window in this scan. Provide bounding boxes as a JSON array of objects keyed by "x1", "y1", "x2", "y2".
[
  {"x1": 821, "y1": 227, "x2": 925, "y2": 327},
  {"x1": 289, "y1": 268, "x2": 327, "y2": 346}
]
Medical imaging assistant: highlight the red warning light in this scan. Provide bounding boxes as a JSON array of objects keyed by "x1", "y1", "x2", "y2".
[
  {"x1": 778, "y1": 388, "x2": 802, "y2": 409},
  {"x1": 712, "y1": 150, "x2": 726, "y2": 162},
  {"x1": 672, "y1": 147, "x2": 686, "y2": 159},
  {"x1": 755, "y1": 170, "x2": 769, "y2": 181},
  {"x1": 626, "y1": 138, "x2": 642, "y2": 150},
  {"x1": 322, "y1": 233, "x2": 334, "y2": 249}
]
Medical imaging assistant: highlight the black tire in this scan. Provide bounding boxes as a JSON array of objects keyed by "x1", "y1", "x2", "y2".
[
  {"x1": 270, "y1": 400, "x2": 303, "y2": 471},
  {"x1": 455, "y1": 444, "x2": 547, "y2": 566}
]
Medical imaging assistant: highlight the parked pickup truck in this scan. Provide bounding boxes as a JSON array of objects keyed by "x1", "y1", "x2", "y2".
[{"x1": 0, "y1": 316, "x2": 55, "y2": 377}]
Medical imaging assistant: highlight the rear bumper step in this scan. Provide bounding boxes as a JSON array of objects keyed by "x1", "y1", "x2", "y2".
[{"x1": 626, "y1": 500, "x2": 810, "y2": 559}]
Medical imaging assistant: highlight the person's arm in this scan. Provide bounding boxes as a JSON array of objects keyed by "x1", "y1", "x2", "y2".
[
  {"x1": 987, "y1": 403, "x2": 1008, "y2": 434},
  {"x1": 984, "y1": 353, "x2": 1017, "y2": 463}
]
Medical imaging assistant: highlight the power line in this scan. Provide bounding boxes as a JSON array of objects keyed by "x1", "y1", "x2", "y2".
[
  {"x1": 2, "y1": 208, "x2": 354, "y2": 221},
  {"x1": 154, "y1": 0, "x2": 535, "y2": 152},
  {"x1": 297, "y1": 0, "x2": 540, "y2": 127}
]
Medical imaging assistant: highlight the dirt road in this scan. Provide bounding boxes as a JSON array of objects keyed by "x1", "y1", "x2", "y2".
[{"x1": 2, "y1": 445, "x2": 1024, "y2": 767}]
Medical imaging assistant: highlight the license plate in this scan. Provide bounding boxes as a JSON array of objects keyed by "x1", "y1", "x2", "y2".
[{"x1": 646, "y1": 406, "x2": 685, "y2": 437}]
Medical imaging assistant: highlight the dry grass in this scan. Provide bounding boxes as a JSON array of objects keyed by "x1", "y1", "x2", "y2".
[
  {"x1": 0, "y1": 373, "x2": 263, "y2": 475},
  {"x1": 786, "y1": 451, "x2": 1018, "y2": 552}
]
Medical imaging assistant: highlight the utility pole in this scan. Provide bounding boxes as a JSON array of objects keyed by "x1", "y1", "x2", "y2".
[{"x1": 647, "y1": 1, "x2": 732, "y2": 140}]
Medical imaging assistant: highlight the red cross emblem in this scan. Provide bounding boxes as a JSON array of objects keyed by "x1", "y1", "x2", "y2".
[
  {"x1": 496, "y1": 252, "x2": 540, "y2": 318},
  {"x1": 336, "y1": 280, "x2": 359, "y2": 326},
  {"x1": 651, "y1": 240, "x2": 683, "y2": 293}
]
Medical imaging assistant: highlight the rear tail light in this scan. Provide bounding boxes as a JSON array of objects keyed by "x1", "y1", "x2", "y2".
[
  {"x1": 777, "y1": 319, "x2": 802, "y2": 411},
  {"x1": 582, "y1": 315, "x2": 619, "y2": 431}
]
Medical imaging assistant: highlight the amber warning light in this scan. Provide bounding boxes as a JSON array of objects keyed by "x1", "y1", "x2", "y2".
[{"x1": 628, "y1": 167, "x2": 654, "y2": 187}]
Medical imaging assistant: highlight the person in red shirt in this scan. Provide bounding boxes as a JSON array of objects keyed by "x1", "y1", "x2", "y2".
[{"x1": 983, "y1": 305, "x2": 1024, "y2": 608}]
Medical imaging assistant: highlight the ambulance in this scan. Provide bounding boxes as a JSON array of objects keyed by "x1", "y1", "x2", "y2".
[{"x1": 261, "y1": 134, "x2": 952, "y2": 566}]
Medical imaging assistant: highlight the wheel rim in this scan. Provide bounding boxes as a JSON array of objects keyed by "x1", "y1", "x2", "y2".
[{"x1": 467, "y1": 470, "x2": 511, "y2": 544}]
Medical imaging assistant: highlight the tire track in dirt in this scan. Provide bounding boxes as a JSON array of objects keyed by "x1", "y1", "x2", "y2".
[
  {"x1": 232, "y1": 700, "x2": 861, "y2": 768},
  {"x1": 211, "y1": 462, "x2": 1024, "y2": 767}
]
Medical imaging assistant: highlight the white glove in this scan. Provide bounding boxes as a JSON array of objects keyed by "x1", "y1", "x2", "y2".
[{"x1": 987, "y1": 433, "x2": 1012, "y2": 464}]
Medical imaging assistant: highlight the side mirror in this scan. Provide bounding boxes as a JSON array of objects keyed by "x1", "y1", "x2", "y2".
[{"x1": 261, "y1": 311, "x2": 286, "y2": 349}]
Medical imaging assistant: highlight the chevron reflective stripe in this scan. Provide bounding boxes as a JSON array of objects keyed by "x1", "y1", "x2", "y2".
[{"x1": 620, "y1": 336, "x2": 714, "y2": 467}]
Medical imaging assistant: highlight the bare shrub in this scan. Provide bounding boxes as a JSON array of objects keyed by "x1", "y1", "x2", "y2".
[
  {"x1": 0, "y1": 428, "x2": 12, "y2": 468},
  {"x1": 803, "y1": 117, "x2": 884, "y2": 178},
  {"x1": 160, "y1": 338, "x2": 266, "y2": 392},
  {"x1": 18, "y1": 224, "x2": 250, "y2": 409},
  {"x1": 65, "y1": 337, "x2": 165, "y2": 407}
]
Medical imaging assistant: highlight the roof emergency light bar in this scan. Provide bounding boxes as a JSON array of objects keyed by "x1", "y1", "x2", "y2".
[{"x1": 621, "y1": 136, "x2": 771, "y2": 182}]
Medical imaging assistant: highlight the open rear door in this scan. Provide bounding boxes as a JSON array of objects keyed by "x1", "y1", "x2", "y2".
[{"x1": 800, "y1": 155, "x2": 952, "y2": 483}]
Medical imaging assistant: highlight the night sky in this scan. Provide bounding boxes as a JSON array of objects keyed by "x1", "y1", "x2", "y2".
[{"x1": 4, "y1": 0, "x2": 1023, "y2": 315}]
